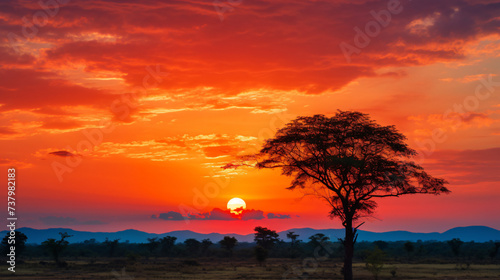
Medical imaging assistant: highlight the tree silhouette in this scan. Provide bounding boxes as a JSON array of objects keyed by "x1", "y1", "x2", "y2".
[
  {"x1": 184, "y1": 238, "x2": 201, "y2": 256},
  {"x1": 219, "y1": 236, "x2": 238, "y2": 258},
  {"x1": 286, "y1": 231, "x2": 299, "y2": 258},
  {"x1": 42, "y1": 232, "x2": 72, "y2": 266},
  {"x1": 308, "y1": 233, "x2": 330, "y2": 245},
  {"x1": 201, "y1": 238, "x2": 213, "y2": 256},
  {"x1": 365, "y1": 246, "x2": 386, "y2": 280},
  {"x1": 404, "y1": 241, "x2": 414, "y2": 261},
  {"x1": 448, "y1": 238, "x2": 464, "y2": 265},
  {"x1": 251, "y1": 111, "x2": 450, "y2": 280},
  {"x1": 103, "y1": 238, "x2": 120, "y2": 257},
  {"x1": 2, "y1": 231, "x2": 28, "y2": 259},
  {"x1": 253, "y1": 226, "x2": 279, "y2": 264},
  {"x1": 159, "y1": 236, "x2": 177, "y2": 257},
  {"x1": 146, "y1": 237, "x2": 160, "y2": 257},
  {"x1": 373, "y1": 240, "x2": 388, "y2": 251},
  {"x1": 308, "y1": 233, "x2": 331, "y2": 259},
  {"x1": 254, "y1": 226, "x2": 279, "y2": 250}
]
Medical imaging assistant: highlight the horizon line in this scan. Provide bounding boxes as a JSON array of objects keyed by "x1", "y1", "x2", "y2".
[{"x1": 7, "y1": 225, "x2": 499, "y2": 235}]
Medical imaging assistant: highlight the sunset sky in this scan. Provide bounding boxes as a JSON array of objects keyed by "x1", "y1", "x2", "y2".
[{"x1": 1, "y1": 0, "x2": 500, "y2": 235}]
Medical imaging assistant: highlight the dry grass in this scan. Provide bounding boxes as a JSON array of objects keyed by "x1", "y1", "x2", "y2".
[{"x1": 1, "y1": 258, "x2": 499, "y2": 279}]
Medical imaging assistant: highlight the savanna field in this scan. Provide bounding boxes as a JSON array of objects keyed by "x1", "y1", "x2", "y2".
[
  {"x1": 3, "y1": 237, "x2": 500, "y2": 280},
  {"x1": 2, "y1": 259, "x2": 500, "y2": 279}
]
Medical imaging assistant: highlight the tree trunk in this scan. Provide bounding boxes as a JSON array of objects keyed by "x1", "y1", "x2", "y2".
[{"x1": 343, "y1": 219, "x2": 355, "y2": 280}]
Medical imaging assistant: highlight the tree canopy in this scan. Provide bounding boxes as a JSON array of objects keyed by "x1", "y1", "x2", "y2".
[
  {"x1": 256, "y1": 111, "x2": 450, "y2": 225},
  {"x1": 219, "y1": 236, "x2": 238, "y2": 257},
  {"x1": 254, "y1": 226, "x2": 280, "y2": 250}
]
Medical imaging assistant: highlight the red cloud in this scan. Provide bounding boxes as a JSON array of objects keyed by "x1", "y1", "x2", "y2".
[
  {"x1": 424, "y1": 148, "x2": 500, "y2": 185},
  {"x1": 2, "y1": 0, "x2": 499, "y2": 125}
]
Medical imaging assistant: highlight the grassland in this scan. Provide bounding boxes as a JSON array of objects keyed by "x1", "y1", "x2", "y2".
[{"x1": 1, "y1": 258, "x2": 500, "y2": 279}]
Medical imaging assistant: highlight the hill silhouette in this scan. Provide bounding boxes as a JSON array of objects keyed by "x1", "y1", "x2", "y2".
[{"x1": 3, "y1": 226, "x2": 499, "y2": 244}]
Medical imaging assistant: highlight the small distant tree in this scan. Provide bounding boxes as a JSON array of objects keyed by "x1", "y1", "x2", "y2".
[
  {"x1": 201, "y1": 239, "x2": 213, "y2": 256},
  {"x1": 184, "y1": 238, "x2": 201, "y2": 255},
  {"x1": 219, "y1": 236, "x2": 238, "y2": 258},
  {"x1": 404, "y1": 241, "x2": 414, "y2": 261},
  {"x1": 365, "y1": 247, "x2": 386, "y2": 280},
  {"x1": 309, "y1": 233, "x2": 330, "y2": 245},
  {"x1": 146, "y1": 237, "x2": 160, "y2": 257},
  {"x1": 286, "y1": 231, "x2": 299, "y2": 258},
  {"x1": 2, "y1": 231, "x2": 28, "y2": 259},
  {"x1": 308, "y1": 233, "x2": 331, "y2": 259},
  {"x1": 103, "y1": 238, "x2": 120, "y2": 257},
  {"x1": 83, "y1": 238, "x2": 96, "y2": 245},
  {"x1": 160, "y1": 236, "x2": 177, "y2": 256},
  {"x1": 254, "y1": 226, "x2": 279, "y2": 250},
  {"x1": 42, "y1": 232, "x2": 72, "y2": 266},
  {"x1": 254, "y1": 226, "x2": 279, "y2": 264},
  {"x1": 448, "y1": 238, "x2": 464, "y2": 265},
  {"x1": 373, "y1": 241, "x2": 388, "y2": 251},
  {"x1": 416, "y1": 240, "x2": 424, "y2": 258}
]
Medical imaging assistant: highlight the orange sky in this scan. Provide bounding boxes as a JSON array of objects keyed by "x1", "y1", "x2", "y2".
[{"x1": 1, "y1": 0, "x2": 500, "y2": 234}]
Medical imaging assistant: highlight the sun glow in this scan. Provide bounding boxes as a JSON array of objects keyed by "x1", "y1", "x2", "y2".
[{"x1": 227, "y1": 197, "x2": 246, "y2": 215}]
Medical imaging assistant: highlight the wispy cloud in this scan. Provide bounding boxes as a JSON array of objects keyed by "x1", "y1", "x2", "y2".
[
  {"x1": 49, "y1": 150, "x2": 78, "y2": 157},
  {"x1": 152, "y1": 208, "x2": 291, "y2": 221},
  {"x1": 425, "y1": 147, "x2": 500, "y2": 185},
  {"x1": 91, "y1": 134, "x2": 258, "y2": 162}
]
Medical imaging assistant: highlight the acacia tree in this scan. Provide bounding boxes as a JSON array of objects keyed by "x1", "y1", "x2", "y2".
[
  {"x1": 104, "y1": 238, "x2": 120, "y2": 257},
  {"x1": 250, "y1": 111, "x2": 449, "y2": 280},
  {"x1": 448, "y1": 238, "x2": 463, "y2": 265},
  {"x1": 254, "y1": 226, "x2": 280, "y2": 264},
  {"x1": 219, "y1": 236, "x2": 238, "y2": 258},
  {"x1": 286, "y1": 231, "x2": 299, "y2": 258},
  {"x1": 159, "y1": 236, "x2": 177, "y2": 257},
  {"x1": 42, "y1": 232, "x2": 72, "y2": 266},
  {"x1": 254, "y1": 226, "x2": 279, "y2": 250},
  {"x1": 404, "y1": 241, "x2": 414, "y2": 261},
  {"x1": 201, "y1": 239, "x2": 213, "y2": 256},
  {"x1": 184, "y1": 238, "x2": 201, "y2": 256},
  {"x1": 146, "y1": 237, "x2": 160, "y2": 257}
]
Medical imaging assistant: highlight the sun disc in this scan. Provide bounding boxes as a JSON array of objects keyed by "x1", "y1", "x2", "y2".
[{"x1": 227, "y1": 197, "x2": 246, "y2": 214}]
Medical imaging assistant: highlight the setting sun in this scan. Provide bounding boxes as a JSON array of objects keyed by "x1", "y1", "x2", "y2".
[
  {"x1": 2, "y1": 0, "x2": 500, "y2": 278},
  {"x1": 227, "y1": 198, "x2": 246, "y2": 215}
]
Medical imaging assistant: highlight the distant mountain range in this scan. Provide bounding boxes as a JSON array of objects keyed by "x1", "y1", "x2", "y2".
[{"x1": 3, "y1": 226, "x2": 499, "y2": 244}]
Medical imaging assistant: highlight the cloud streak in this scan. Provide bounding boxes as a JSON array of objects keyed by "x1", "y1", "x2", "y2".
[
  {"x1": 49, "y1": 150, "x2": 78, "y2": 157},
  {"x1": 424, "y1": 147, "x2": 500, "y2": 185},
  {"x1": 152, "y1": 208, "x2": 291, "y2": 221}
]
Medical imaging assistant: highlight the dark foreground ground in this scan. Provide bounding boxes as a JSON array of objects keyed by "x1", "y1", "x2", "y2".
[{"x1": 1, "y1": 258, "x2": 500, "y2": 279}]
